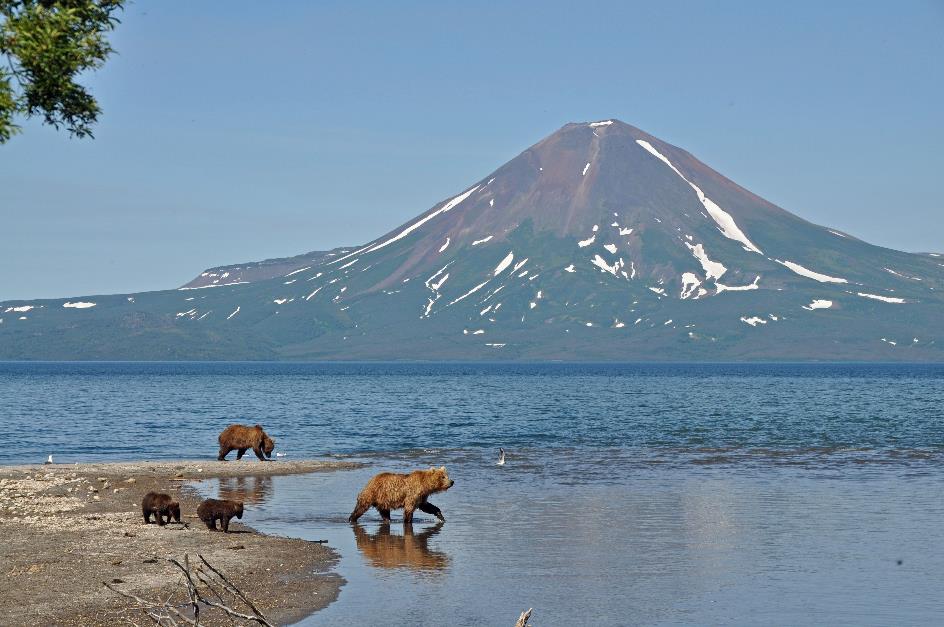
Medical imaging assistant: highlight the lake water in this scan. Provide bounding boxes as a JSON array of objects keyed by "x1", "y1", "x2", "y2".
[{"x1": 2, "y1": 362, "x2": 944, "y2": 624}]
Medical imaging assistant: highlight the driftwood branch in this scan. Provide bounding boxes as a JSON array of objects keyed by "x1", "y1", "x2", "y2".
[
  {"x1": 169, "y1": 556, "x2": 200, "y2": 625},
  {"x1": 103, "y1": 581, "x2": 196, "y2": 626},
  {"x1": 104, "y1": 554, "x2": 274, "y2": 626},
  {"x1": 515, "y1": 608, "x2": 533, "y2": 627},
  {"x1": 198, "y1": 554, "x2": 272, "y2": 624}
]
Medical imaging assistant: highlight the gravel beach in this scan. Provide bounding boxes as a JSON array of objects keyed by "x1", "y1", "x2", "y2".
[{"x1": 0, "y1": 459, "x2": 361, "y2": 626}]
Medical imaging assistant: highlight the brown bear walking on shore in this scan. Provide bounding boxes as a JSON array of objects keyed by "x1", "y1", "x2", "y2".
[
  {"x1": 217, "y1": 424, "x2": 275, "y2": 461},
  {"x1": 141, "y1": 492, "x2": 181, "y2": 526},
  {"x1": 349, "y1": 466, "x2": 454, "y2": 524},
  {"x1": 197, "y1": 498, "x2": 244, "y2": 532}
]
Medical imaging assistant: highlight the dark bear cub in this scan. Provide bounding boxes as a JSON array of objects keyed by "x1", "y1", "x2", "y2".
[
  {"x1": 217, "y1": 424, "x2": 275, "y2": 461},
  {"x1": 197, "y1": 498, "x2": 244, "y2": 532},
  {"x1": 141, "y1": 492, "x2": 181, "y2": 526}
]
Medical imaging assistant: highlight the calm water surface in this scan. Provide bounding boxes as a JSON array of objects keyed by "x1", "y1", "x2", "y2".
[{"x1": 2, "y1": 362, "x2": 943, "y2": 625}]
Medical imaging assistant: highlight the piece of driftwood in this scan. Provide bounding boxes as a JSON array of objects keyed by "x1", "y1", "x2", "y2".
[
  {"x1": 515, "y1": 608, "x2": 533, "y2": 626},
  {"x1": 103, "y1": 554, "x2": 274, "y2": 626}
]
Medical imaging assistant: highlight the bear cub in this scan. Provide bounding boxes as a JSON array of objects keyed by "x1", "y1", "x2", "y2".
[
  {"x1": 197, "y1": 498, "x2": 244, "y2": 532},
  {"x1": 141, "y1": 492, "x2": 181, "y2": 526},
  {"x1": 349, "y1": 466, "x2": 454, "y2": 524},
  {"x1": 217, "y1": 424, "x2": 275, "y2": 461}
]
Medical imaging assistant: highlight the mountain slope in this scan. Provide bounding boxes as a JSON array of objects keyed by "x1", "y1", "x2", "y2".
[
  {"x1": 180, "y1": 247, "x2": 353, "y2": 289},
  {"x1": 2, "y1": 120, "x2": 942, "y2": 360}
]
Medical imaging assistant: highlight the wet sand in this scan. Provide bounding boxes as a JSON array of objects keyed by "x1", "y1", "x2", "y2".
[{"x1": 0, "y1": 459, "x2": 361, "y2": 626}]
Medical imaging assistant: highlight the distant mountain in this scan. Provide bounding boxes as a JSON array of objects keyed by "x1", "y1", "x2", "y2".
[
  {"x1": 2, "y1": 120, "x2": 942, "y2": 360},
  {"x1": 180, "y1": 248, "x2": 350, "y2": 289}
]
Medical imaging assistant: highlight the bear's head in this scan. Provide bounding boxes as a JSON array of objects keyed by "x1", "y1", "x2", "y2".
[
  {"x1": 254, "y1": 425, "x2": 275, "y2": 458},
  {"x1": 262, "y1": 434, "x2": 275, "y2": 458},
  {"x1": 428, "y1": 466, "x2": 454, "y2": 492},
  {"x1": 234, "y1": 501, "x2": 244, "y2": 519},
  {"x1": 169, "y1": 501, "x2": 181, "y2": 523}
]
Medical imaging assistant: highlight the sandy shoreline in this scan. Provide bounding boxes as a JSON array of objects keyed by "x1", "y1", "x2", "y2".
[{"x1": 0, "y1": 459, "x2": 362, "y2": 626}]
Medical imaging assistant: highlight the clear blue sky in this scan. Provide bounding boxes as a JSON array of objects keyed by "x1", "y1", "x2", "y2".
[{"x1": 2, "y1": 0, "x2": 942, "y2": 300}]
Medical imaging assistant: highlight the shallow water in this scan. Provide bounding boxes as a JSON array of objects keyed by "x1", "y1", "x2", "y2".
[
  {"x1": 198, "y1": 451, "x2": 944, "y2": 626},
  {"x1": 3, "y1": 362, "x2": 944, "y2": 624}
]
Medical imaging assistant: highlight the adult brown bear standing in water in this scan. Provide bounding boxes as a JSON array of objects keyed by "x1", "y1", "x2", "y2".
[
  {"x1": 349, "y1": 466, "x2": 454, "y2": 524},
  {"x1": 217, "y1": 424, "x2": 275, "y2": 461}
]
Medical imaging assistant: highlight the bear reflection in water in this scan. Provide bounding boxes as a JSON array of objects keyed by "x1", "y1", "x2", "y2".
[
  {"x1": 352, "y1": 522, "x2": 449, "y2": 572},
  {"x1": 217, "y1": 475, "x2": 272, "y2": 505}
]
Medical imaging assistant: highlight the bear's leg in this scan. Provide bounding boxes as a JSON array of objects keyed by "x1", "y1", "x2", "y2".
[
  {"x1": 378, "y1": 508, "x2": 391, "y2": 523},
  {"x1": 417, "y1": 501, "x2": 445, "y2": 522},
  {"x1": 236, "y1": 448, "x2": 247, "y2": 460},
  {"x1": 252, "y1": 445, "x2": 268, "y2": 461},
  {"x1": 204, "y1": 518, "x2": 217, "y2": 531},
  {"x1": 403, "y1": 505, "x2": 415, "y2": 524},
  {"x1": 221, "y1": 515, "x2": 230, "y2": 532},
  {"x1": 218, "y1": 446, "x2": 231, "y2": 461},
  {"x1": 157, "y1": 509, "x2": 167, "y2": 526},
  {"x1": 143, "y1": 510, "x2": 152, "y2": 524}
]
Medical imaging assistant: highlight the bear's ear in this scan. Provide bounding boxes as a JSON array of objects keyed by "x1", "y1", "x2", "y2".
[
  {"x1": 254, "y1": 424, "x2": 262, "y2": 429},
  {"x1": 439, "y1": 466, "x2": 446, "y2": 472}
]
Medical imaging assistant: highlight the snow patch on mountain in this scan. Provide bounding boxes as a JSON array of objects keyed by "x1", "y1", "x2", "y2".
[
  {"x1": 449, "y1": 281, "x2": 489, "y2": 306},
  {"x1": 63, "y1": 302, "x2": 96, "y2": 309},
  {"x1": 884, "y1": 267, "x2": 922, "y2": 281},
  {"x1": 285, "y1": 266, "x2": 312, "y2": 277},
  {"x1": 716, "y1": 276, "x2": 761, "y2": 293},
  {"x1": 685, "y1": 243, "x2": 727, "y2": 281},
  {"x1": 803, "y1": 299, "x2": 833, "y2": 310},
  {"x1": 590, "y1": 254, "x2": 622, "y2": 276},
  {"x1": 680, "y1": 273, "x2": 702, "y2": 299},
  {"x1": 858, "y1": 292, "x2": 906, "y2": 304},
  {"x1": 776, "y1": 260, "x2": 847, "y2": 283},
  {"x1": 331, "y1": 185, "x2": 479, "y2": 265},
  {"x1": 636, "y1": 139, "x2": 763, "y2": 254},
  {"x1": 493, "y1": 252, "x2": 515, "y2": 276},
  {"x1": 179, "y1": 281, "x2": 249, "y2": 291},
  {"x1": 740, "y1": 316, "x2": 767, "y2": 327}
]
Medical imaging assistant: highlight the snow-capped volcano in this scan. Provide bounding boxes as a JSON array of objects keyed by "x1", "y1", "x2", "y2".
[{"x1": 2, "y1": 120, "x2": 942, "y2": 360}]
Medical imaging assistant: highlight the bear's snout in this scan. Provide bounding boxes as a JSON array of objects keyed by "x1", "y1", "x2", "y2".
[{"x1": 448, "y1": 480, "x2": 455, "y2": 488}]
